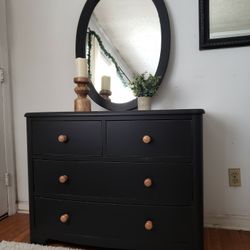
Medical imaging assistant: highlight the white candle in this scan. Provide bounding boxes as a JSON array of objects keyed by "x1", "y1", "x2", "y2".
[
  {"x1": 101, "y1": 76, "x2": 111, "y2": 90},
  {"x1": 75, "y1": 58, "x2": 88, "y2": 78}
]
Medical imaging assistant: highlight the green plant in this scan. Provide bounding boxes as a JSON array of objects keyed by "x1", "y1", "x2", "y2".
[{"x1": 126, "y1": 72, "x2": 160, "y2": 97}]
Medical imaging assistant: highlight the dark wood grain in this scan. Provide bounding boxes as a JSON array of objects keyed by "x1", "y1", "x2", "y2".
[{"x1": 0, "y1": 213, "x2": 29, "y2": 242}]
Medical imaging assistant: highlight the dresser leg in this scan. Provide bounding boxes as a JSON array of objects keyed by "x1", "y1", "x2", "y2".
[{"x1": 30, "y1": 235, "x2": 47, "y2": 245}]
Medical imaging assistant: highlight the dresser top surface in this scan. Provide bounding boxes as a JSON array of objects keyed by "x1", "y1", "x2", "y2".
[{"x1": 25, "y1": 109, "x2": 205, "y2": 118}]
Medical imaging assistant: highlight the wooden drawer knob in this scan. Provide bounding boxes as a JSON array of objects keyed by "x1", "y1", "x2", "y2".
[
  {"x1": 58, "y1": 175, "x2": 69, "y2": 184},
  {"x1": 58, "y1": 135, "x2": 68, "y2": 143},
  {"x1": 142, "y1": 135, "x2": 151, "y2": 144},
  {"x1": 60, "y1": 214, "x2": 69, "y2": 223},
  {"x1": 145, "y1": 220, "x2": 153, "y2": 231},
  {"x1": 144, "y1": 178, "x2": 153, "y2": 187}
]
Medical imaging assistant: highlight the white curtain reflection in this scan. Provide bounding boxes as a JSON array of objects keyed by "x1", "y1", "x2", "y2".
[{"x1": 91, "y1": 36, "x2": 134, "y2": 103}]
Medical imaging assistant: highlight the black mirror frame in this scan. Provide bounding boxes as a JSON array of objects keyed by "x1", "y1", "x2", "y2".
[
  {"x1": 199, "y1": 0, "x2": 250, "y2": 50},
  {"x1": 76, "y1": 0, "x2": 171, "y2": 111}
]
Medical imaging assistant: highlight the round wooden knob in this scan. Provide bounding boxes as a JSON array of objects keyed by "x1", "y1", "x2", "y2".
[
  {"x1": 58, "y1": 175, "x2": 69, "y2": 184},
  {"x1": 145, "y1": 220, "x2": 153, "y2": 231},
  {"x1": 58, "y1": 135, "x2": 68, "y2": 143},
  {"x1": 144, "y1": 178, "x2": 153, "y2": 188},
  {"x1": 60, "y1": 214, "x2": 69, "y2": 223},
  {"x1": 142, "y1": 135, "x2": 151, "y2": 144}
]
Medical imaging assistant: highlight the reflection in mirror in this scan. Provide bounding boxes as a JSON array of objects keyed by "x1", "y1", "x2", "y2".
[
  {"x1": 210, "y1": 0, "x2": 250, "y2": 39},
  {"x1": 199, "y1": 0, "x2": 250, "y2": 49},
  {"x1": 87, "y1": 0, "x2": 161, "y2": 103}
]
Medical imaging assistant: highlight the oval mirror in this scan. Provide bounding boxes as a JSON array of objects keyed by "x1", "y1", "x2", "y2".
[{"x1": 76, "y1": 0, "x2": 171, "y2": 111}]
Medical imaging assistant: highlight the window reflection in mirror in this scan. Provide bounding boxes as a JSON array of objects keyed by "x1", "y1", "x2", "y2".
[
  {"x1": 87, "y1": 0, "x2": 161, "y2": 104},
  {"x1": 209, "y1": 0, "x2": 250, "y2": 39},
  {"x1": 87, "y1": 27, "x2": 135, "y2": 103}
]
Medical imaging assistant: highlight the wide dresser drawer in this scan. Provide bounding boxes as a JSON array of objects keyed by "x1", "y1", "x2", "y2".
[
  {"x1": 34, "y1": 197, "x2": 194, "y2": 250},
  {"x1": 33, "y1": 160, "x2": 193, "y2": 204},
  {"x1": 31, "y1": 120, "x2": 102, "y2": 157},
  {"x1": 106, "y1": 120, "x2": 193, "y2": 157}
]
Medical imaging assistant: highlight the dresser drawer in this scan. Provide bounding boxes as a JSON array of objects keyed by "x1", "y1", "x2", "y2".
[
  {"x1": 106, "y1": 120, "x2": 193, "y2": 157},
  {"x1": 33, "y1": 160, "x2": 193, "y2": 204},
  {"x1": 34, "y1": 198, "x2": 193, "y2": 250},
  {"x1": 31, "y1": 120, "x2": 102, "y2": 156}
]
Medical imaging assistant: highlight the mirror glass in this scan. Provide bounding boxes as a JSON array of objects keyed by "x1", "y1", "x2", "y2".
[
  {"x1": 209, "y1": 0, "x2": 250, "y2": 39},
  {"x1": 87, "y1": 0, "x2": 161, "y2": 103},
  {"x1": 199, "y1": 0, "x2": 250, "y2": 49}
]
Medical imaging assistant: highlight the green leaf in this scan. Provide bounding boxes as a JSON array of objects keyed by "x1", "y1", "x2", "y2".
[{"x1": 125, "y1": 72, "x2": 160, "y2": 97}]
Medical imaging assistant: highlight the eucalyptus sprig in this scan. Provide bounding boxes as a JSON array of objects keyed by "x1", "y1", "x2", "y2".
[{"x1": 125, "y1": 72, "x2": 160, "y2": 97}]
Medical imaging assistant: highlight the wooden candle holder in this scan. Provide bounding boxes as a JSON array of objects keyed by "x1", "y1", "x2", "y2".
[
  {"x1": 74, "y1": 77, "x2": 91, "y2": 112},
  {"x1": 99, "y1": 89, "x2": 112, "y2": 101}
]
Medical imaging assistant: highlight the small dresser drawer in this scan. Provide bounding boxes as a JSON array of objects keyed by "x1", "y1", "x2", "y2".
[
  {"x1": 31, "y1": 120, "x2": 102, "y2": 157},
  {"x1": 33, "y1": 160, "x2": 193, "y2": 204},
  {"x1": 106, "y1": 120, "x2": 193, "y2": 157},
  {"x1": 35, "y1": 198, "x2": 193, "y2": 250}
]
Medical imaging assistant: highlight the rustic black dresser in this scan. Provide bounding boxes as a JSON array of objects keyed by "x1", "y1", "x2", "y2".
[{"x1": 25, "y1": 110, "x2": 204, "y2": 250}]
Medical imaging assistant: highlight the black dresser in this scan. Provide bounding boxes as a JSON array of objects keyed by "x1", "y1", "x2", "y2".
[{"x1": 25, "y1": 110, "x2": 204, "y2": 250}]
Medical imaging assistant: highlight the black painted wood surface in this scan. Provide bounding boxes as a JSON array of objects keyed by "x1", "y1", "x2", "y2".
[
  {"x1": 25, "y1": 110, "x2": 204, "y2": 250},
  {"x1": 33, "y1": 160, "x2": 193, "y2": 205}
]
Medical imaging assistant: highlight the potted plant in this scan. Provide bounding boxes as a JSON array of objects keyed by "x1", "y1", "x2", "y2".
[{"x1": 125, "y1": 72, "x2": 160, "y2": 110}]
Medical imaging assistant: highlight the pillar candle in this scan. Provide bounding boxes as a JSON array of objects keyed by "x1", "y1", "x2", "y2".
[
  {"x1": 75, "y1": 58, "x2": 88, "y2": 78},
  {"x1": 101, "y1": 76, "x2": 111, "y2": 90}
]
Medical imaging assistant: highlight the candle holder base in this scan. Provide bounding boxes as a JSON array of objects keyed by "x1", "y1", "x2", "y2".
[
  {"x1": 100, "y1": 89, "x2": 112, "y2": 101},
  {"x1": 74, "y1": 77, "x2": 91, "y2": 112}
]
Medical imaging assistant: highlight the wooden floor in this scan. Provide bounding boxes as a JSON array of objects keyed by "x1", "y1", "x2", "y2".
[{"x1": 1, "y1": 214, "x2": 250, "y2": 250}]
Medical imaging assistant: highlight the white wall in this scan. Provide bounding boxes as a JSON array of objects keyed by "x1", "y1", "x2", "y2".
[{"x1": 6, "y1": 0, "x2": 250, "y2": 229}]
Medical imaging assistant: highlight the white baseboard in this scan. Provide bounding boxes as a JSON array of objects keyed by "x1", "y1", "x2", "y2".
[
  {"x1": 17, "y1": 201, "x2": 29, "y2": 214},
  {"x1": 205, "y1": 213, "x2": 250, "y2": 231}
]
